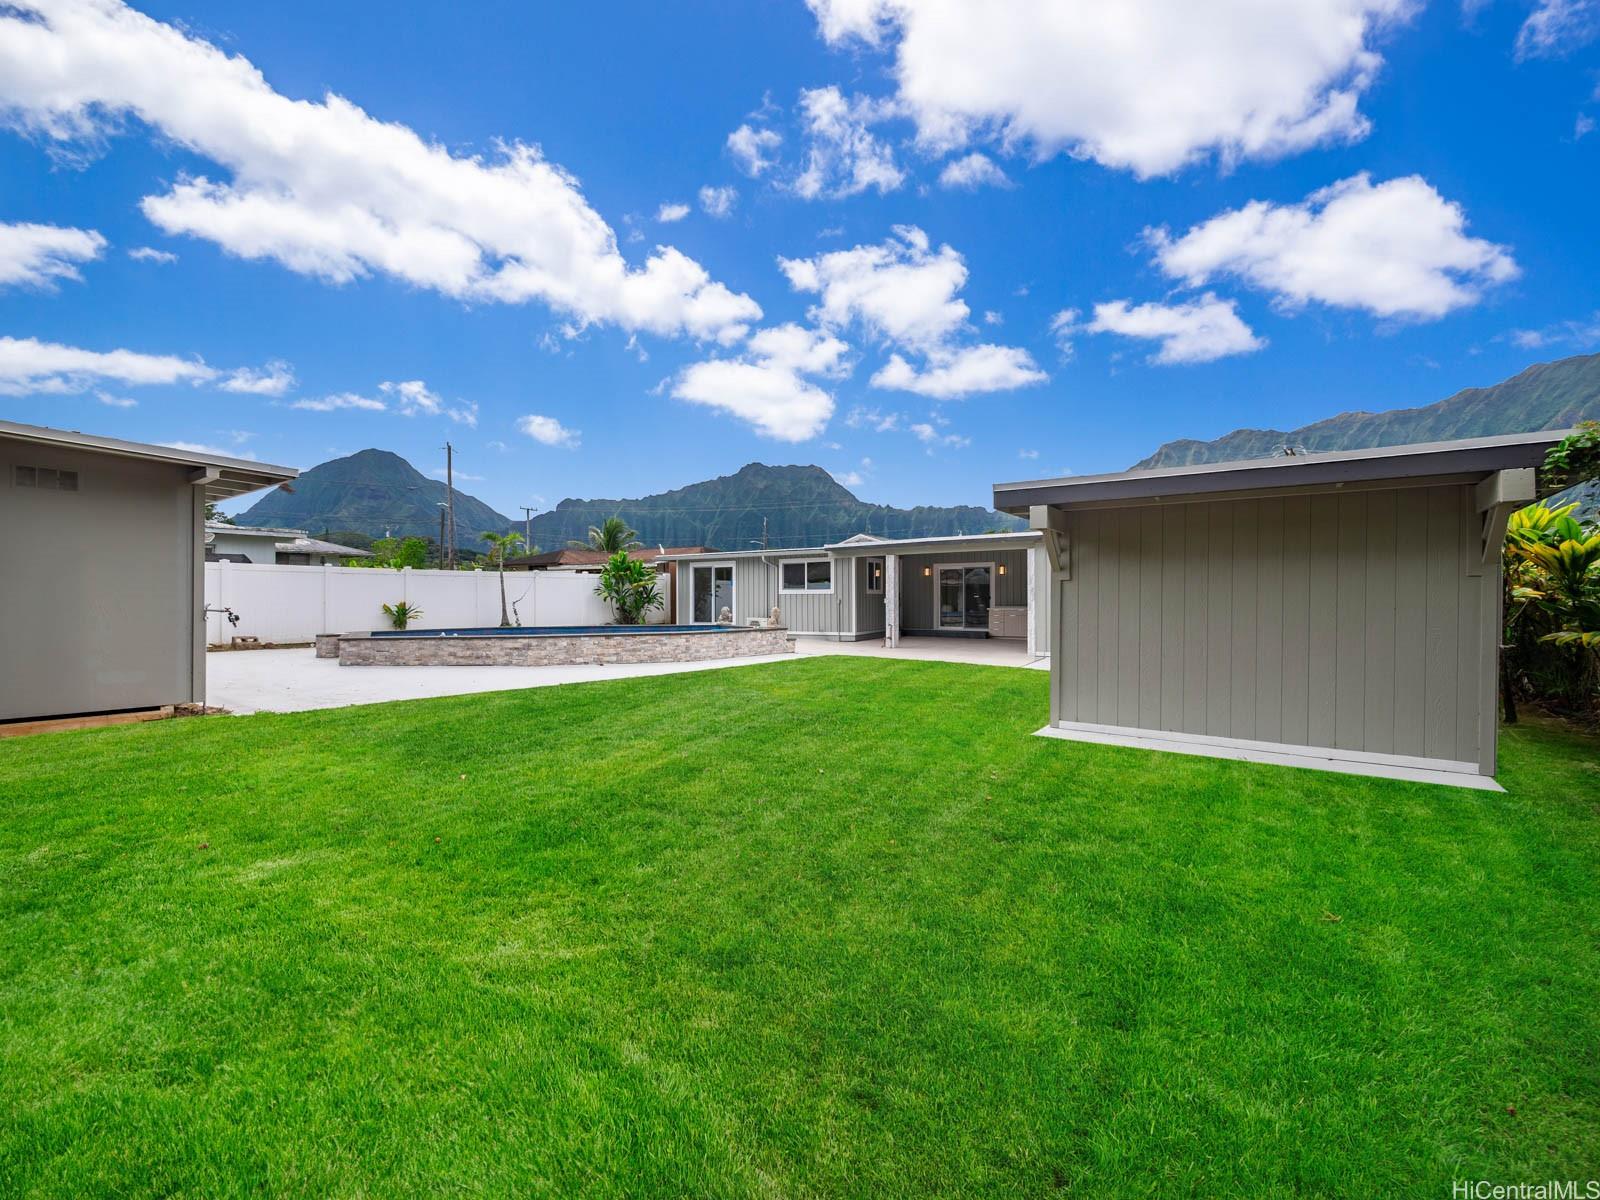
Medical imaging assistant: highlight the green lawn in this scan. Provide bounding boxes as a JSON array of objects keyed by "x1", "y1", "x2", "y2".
[{"x1": 1, "y1": 657, "x2": 1596, "y2": 1197}]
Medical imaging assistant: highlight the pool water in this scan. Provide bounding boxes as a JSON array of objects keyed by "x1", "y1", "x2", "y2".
[{"x1": 371, "y1": 624, "x2": 733, "y2": 638}]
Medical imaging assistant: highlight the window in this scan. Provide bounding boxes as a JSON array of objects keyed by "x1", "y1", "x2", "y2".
[
  {"x1": 865, "y1": 558, "x2": 884, "y2": 594},
  {"x1": 14, "y1": 465, "x2": 78, "y2": 491},
  {"x1": 780, "y1": 558, "x2": 832, "y2": 593}
]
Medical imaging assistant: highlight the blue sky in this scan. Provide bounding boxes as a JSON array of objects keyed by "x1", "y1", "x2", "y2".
[{"x1": 1, "y1": 0, "x2": 1597, "y2": 520}]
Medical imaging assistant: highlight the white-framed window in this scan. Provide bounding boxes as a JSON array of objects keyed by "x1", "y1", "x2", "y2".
[
  {"x1": 865, "y1": 558, "x2": 884, "y2": 594},
  {"x1": 780, "y1": 558, "x2": 832, "y2": 593}
]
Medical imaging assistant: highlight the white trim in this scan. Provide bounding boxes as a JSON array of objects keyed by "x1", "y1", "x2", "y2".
[
  {"x1": 779, "y1": 556, "x2": 834, "y2": 595},
  {"x1": 1035, "y1": 721, "x2": 1500, "y2": 791},
  {"x1": 688, "y1": 559, "x2": 737, "y2": 624},
  {"x1": 932, "y1": 560, "x2": 994, "y2": 631},
  {"x1": 864, "y1": 557, "x2": 885, "y2": 595}
]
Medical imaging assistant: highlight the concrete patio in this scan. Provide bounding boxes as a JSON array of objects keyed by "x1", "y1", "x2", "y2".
[{"x1": 207, "y1": 635, "x2": 1044, "y2": 715}]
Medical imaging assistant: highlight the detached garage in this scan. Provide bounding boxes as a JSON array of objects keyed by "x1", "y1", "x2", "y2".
[
  {"x1": 993, "y1": 431, "x2": 1570, "y2": 789},
  {"x1": 0, "y1": 420, "x2": 297, "y2": 724}
]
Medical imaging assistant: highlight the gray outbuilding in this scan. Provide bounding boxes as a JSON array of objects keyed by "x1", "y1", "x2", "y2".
[
  {"x1": 993, "y1": 431, "x2": 1570, "y2": 789},
  {"x1": 0, "y1": 419, "x2": 297, "y2": 723}
]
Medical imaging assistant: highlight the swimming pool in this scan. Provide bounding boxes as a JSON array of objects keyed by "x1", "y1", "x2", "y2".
[{"x1": 334, "y1": 623, "x2": 792, "y2": 666}]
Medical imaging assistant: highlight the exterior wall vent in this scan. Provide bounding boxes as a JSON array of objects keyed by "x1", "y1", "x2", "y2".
[{"x1": 14, "y1": 465, "x2": 79, "y2": 492}]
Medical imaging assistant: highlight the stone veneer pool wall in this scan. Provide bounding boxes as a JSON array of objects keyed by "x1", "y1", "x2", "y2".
[{"x1": 336, "y1": 625, "x2": 792, "y2": 667}]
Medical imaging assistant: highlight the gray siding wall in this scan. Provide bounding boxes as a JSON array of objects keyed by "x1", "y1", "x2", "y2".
[
  {"x1": 0, "y1": 440, "x2": 202, "y2": 720},
  {"x1": 899, "y1": 548, "x2": 1030, "y2": 631},
  {"x1": 1052, "y1": 485, "x2": 1493, "y2": 767},
  {"x1": 675, "y1": 556, "x2": 852, "y2": 636}
]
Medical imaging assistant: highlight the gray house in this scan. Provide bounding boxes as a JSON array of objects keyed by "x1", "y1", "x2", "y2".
[
  {"x1": 993, "y1": 431, "x2": 1569, "y2": 789},
  {"x1": 205, "y1": 522, "x2": 372, "y2": 565},
  {"x1": 660, "y1": 531, "x2": 1051, "y2": 655},
  {"x1": 0, "y1": 420, "x2": 297, "y2": 723}
]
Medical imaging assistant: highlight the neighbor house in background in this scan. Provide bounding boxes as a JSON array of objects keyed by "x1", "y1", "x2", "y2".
[
  {"x1": 1, "y1": 420, "x2": 297, "y2": 723},
  {"x1": 205, "y1": 522, "x2": 371, "y2": 565},
  {"x1": 504, "y1": 544, "x2": 714, "y2": 623},
  {"x1": 994, "y1": 431, "x2": 1569, "y2": 789},
  {"x1": 659, "y1": 531, "x2": 1051, "y2": 655}
]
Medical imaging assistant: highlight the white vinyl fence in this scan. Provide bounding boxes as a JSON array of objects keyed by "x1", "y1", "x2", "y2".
[{"x1": 204, "y1": 562, "x2": 656, "y2": 644}]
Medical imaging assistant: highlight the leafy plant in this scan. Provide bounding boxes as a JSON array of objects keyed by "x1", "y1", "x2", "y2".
[
  {"x1": 571, "y1": 516, "x2": 640, "y2": 554},
  {"x1": 350, "y1": 536, "x2": 430, "y2": 569},
  {"x1": 479, "y1": 530, "x2": 528, "y2": 627},
  {"x1": 381, "y1": 600, "x2": 422, "y2": 630},
  {"x1": 1538, "y1": 419, "x2": 1600, "y2": 497},
  {"x1": 594, "y1": 549, "x2": 663, "y2": 625},
  {"x1": 1503, "y1": 499, "x2": 1600, "y2": 720}
]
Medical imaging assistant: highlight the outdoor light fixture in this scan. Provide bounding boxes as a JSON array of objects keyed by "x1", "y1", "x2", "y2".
[
  {"x1": 997, "y1": 564, "x2": 1006, "y2": 575},
  {"x1": 923, "y1": 566, "x2": 932, "y2": 576}
]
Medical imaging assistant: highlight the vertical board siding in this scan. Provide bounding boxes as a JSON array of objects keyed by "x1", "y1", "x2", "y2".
[{"x1": 1052, "y1": 484, "x2": 1487, "y2": 766}]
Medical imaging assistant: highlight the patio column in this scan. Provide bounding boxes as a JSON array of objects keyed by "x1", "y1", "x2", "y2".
[{"x1": 884, "y1": 553, "x2": 899, "y2": 647}]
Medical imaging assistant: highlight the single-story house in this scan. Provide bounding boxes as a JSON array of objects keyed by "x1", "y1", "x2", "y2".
[
  {"x1": 1, "y1": 419, "x2": 297, "y2": 723},
  {"x1": 205, "y1": 522, "x2": 371, "y2": 565},
  {"x1": 504, "y1": 545, "x2": 715, "y2": 623},
  {"x1": 658, "y1": 531, "x2": 1051, "y2": 654},
  {"x1": 992, "y1": 430, "x2": 1570, "y2": 789}
]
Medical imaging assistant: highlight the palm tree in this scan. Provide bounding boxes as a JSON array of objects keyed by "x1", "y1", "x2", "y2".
[
  {"x1": 479, "y1": 531, "x2": 528, "y2": 627},
  {"x1": 570, "y1": 515, "x2": 640, "y2": 554}
]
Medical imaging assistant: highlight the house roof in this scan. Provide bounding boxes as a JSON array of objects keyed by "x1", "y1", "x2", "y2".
[
  {"x1": 206, "y1": 521, "x2": 305, "y2": 538},
  {"x1": 657, "y1": 530, "x2": 1039, "y2": 562},
  {"x1": 504, "y1": 545, "x2": 714, "y2": 568},
  {"x1": 0, "y1": 418, "x2": 298, "y2": 501},
  {"x1": 993, "y1": 430, "x2": 1574, "y2": 513},
  {"x1": 276, "y1": 536, "x2": 373, "y2": 557}
]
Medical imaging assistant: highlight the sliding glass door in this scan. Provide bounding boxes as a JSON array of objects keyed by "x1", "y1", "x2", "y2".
[
  {"x1": 691, "y1": 563, "x2": 735, "y2": 624},
  {"x1": 936, "y1": 564, "x2": 992, "y2": 630}
]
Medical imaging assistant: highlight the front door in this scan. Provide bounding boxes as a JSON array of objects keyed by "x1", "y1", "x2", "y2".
[
  {"x1": 691, "y1": 563, "x2": 735, "y2": 624},
  {"x1": 937, "y1": 564, "x2": 992, "y2": 630}
]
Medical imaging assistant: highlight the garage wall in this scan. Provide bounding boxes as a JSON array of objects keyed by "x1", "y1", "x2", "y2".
[
  {"x1": 1052, "y1": 485, "x2": 1492, "y2": 767},
  {"x1": 0, "y1": 442, "x2": 199, "y2": 720}
]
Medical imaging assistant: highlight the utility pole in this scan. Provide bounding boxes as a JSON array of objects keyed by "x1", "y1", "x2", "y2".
[
  {"x1": 443, "y1": 442, "x2": 457, "y2": 569},
  {"x1": 761, "y1": 516, "x2": 768, "y2": 550},
  {"x1": 438, "y1": 506, "x2": 447, "y2": 567},
  {"x1": 520, "y1": 505, "x2": 536, "y2": 553}
]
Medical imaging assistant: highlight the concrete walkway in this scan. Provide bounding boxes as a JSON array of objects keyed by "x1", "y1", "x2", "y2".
[{"x1": 208, "y1": 635, "x2": 1044, "y2": 715}]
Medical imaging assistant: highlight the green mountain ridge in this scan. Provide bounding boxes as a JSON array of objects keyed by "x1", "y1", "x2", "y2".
[
  {"x1": 236, "y1": 454, "x2": 1022, "y2": 549},
  {"x1": 1131, "y1": 352, "x2": 1600, "y2": 470},
  {"x1": 235, "y1": 449, "x2": 517, "y2": 546}
]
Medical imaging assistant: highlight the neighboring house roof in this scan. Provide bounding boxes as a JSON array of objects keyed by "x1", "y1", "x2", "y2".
[
  {"x1": 505, "y1": 545, "x2": 714, "y2": 568},
  {"x1": 834, "y1": 532, "x2": 887, "y2": 545},
  {"x1": 0, "y1": 418, "x2": 297, "y2": 500},
  {"x1": 275, "y1": 536, "x2": 373, "y2": 558},
  {"x1": 993, "y1": 430, "x2": 1573, "y2": 513},
  {"x1": 205, "y1": 521, "x2": 306, "y2": 539}
]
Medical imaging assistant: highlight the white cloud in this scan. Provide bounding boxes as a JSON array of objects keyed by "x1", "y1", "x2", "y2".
[
  {"x1": 0, "y1": 335, "x2": 218, "y2": 395},
  {"x1": 161, "y1": 440, "x2": 259, "y2": 461},
  {"x1": 0, "y1": 0, "x2": 760, "y2": 344},
  {"x1": 1050, "y1": 307, "x2": 1081, "y2": 357},
  {"x1": 1018, "y1": 448, "x2": 1039, "y2": 459},
  {"x1": 791, "y1": 86, "x2": 906, "y2": 200},
  {"x1": 780, "y1": 225, "x2": 1045, "y2": 396},
  {"x1": 1508, "y1": 311, "x2": 1600, "y2": 350},
  {"x1": 1149, "y1": 173, "x2": 1517, "y2": 320},
  {"x1": 699, "y1": 185, "x2": 738, "y2": 219},
  {"x1": 982, "y1": 310, "x2": 1003, "y2": 326},
  {"x1": 96, "y1": 390, "x2": 137, "y2": 408},
  {"x1": 1577, "y1": 113, "x2": 1596, "y2": 139},
  {"x1": 937, "y1": 152, "x2": 1009, "y2": 190},
  {"x1": 672, "y1": 322, "x2": 848, "y2": 441},
  {"x1": 517, "y1": 413, "x2": 581, "y2": 448},
  {"x1": 909, "y1": 421, "x2": 970, "y2": 451},
  {"x1": 220, "y1": 360, "x2": 295, "y2": 396},
  {"x1": 844, "y1": 405, "x2": 901, "y2": 432},
  {"x1": 127, "y1": 245, "x2": 176, "y2": 263},
  {"x1": 656, "y1": 202, "x2": 690, "y2": 223},
  {"x1": 804, "y1": 0, "x2": 1411, "y2": 178},
  {"x1": 727, "y1": 123, "x2": 783, "y2": 176},
  {"x1": 831, "y1": 468, "x2": 865, "y2": 487},
  {"x1": 1082, "y1": 294, "x2": 1265, "y2": 364},
  {"x1": 1516, "y1": 0, "x2": 1600, "y2": 57},
  {"x1": 291, "y1": 392, "x2": 387, "y2": 413},
  {"x1": 0, "y1": 220, "x2": 104, "y2": 288},
  {"x1": 871, "y1": 344, "x2": 1046, "y2": 399},
  {"x1": 780, "y1": 225, "x2": 969, "y2": 351},
  {"x1": 379, "y1": 379, "x2": 477, "y2": 426}
]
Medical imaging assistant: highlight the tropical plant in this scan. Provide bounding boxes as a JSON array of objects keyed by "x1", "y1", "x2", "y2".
[
  {"x1": 571, "y1": 516, "x2": 640, "y2": 553},
  {"x1": 479, "y1": 530, "x2": 528, "y2": 627},
  {"x1": 1537, "y1": 419, "x2": 1600, "y2": 498},
  {"x1": 594, "y1": 549, "x2": 664, "y2": 625},
  {"x1": 1503, "y1": 498, "x2": 1600, "y2": 720},
  {"x1": 349, "y1": 536, "x2": 430, "y2": 569},
  {"x1": 381, "y1": 600, "x2": 422, "y2": 630}
]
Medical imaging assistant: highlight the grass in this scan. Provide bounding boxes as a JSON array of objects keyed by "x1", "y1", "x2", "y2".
[{"x1": 1, "y1": 656, "x2": 1596, "y2": 1198}]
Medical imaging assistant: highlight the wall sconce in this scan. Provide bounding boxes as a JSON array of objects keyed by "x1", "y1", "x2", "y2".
[
  {"x1": 997, "y1": 563, "x2": 1006, "y2": 575},
  {"x1": 923, "y1": 565, "x2": 932, "y2": 576}
]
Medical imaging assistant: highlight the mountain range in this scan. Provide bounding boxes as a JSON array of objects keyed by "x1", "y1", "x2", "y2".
[
  {"x1": 237, "y1": 352, "x2": 1600, "y2": 546},
  {"x1": 1131, "y1": 352, "x2": 1600, "y2": 469}
]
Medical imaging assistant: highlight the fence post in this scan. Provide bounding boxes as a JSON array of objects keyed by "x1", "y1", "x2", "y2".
[{"x1": 321, "y1": 562, "x2": 332, "y2": 634}]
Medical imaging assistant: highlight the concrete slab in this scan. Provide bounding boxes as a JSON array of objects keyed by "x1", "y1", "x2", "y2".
[{"x1": 795, "y1": 636, "x2": 1047, "y2": 670}]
